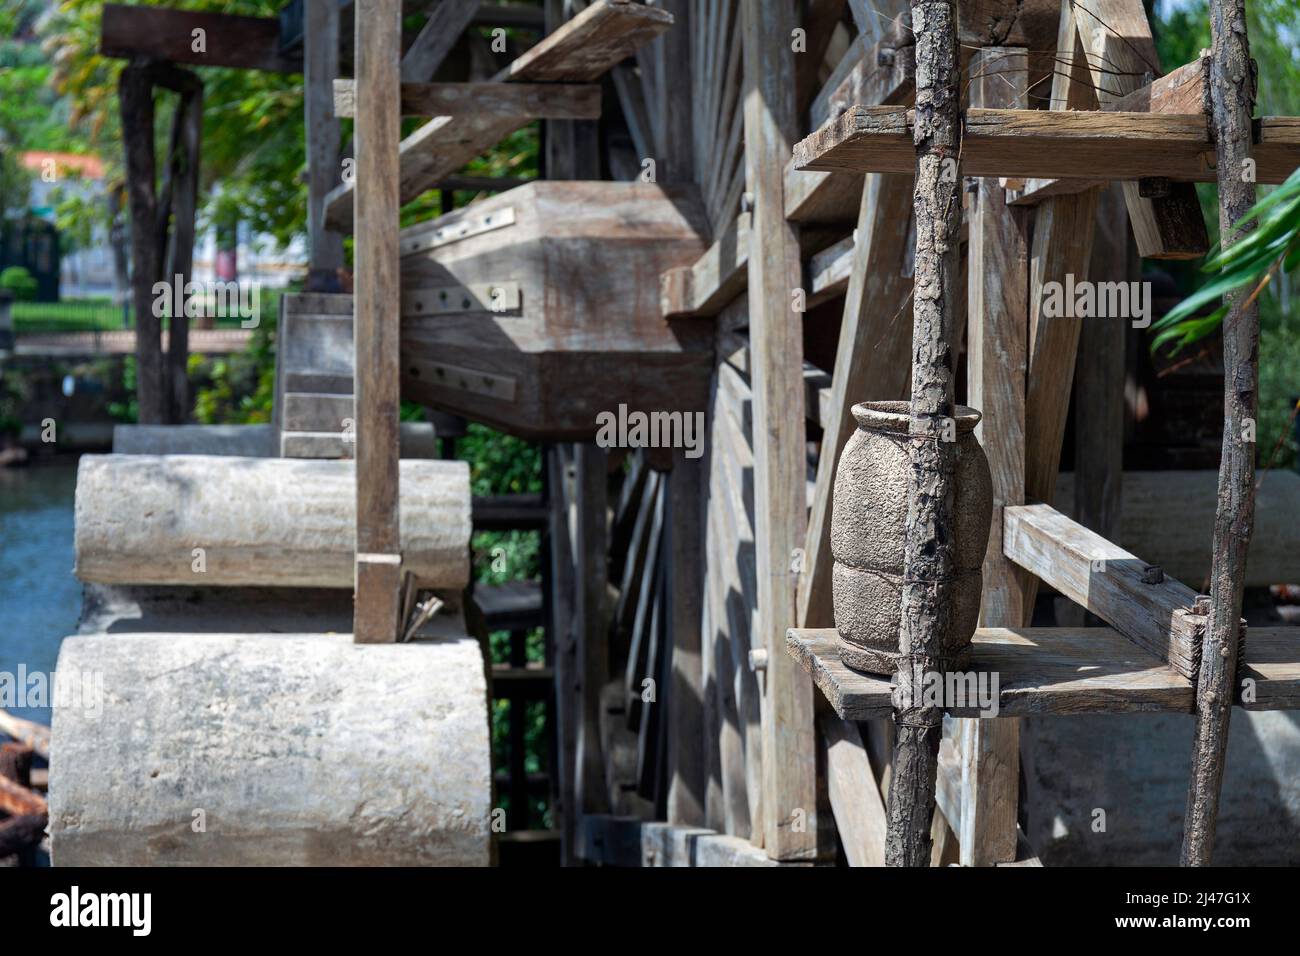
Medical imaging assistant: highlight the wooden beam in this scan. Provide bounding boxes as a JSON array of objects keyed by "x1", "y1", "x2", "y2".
[
  {"x1": 351, "y1": 0, "x2": 403, "y2": 644},
  {"x1": 957, "y1": 46, "x2": 1030, "y2": 869},
  {"x1": 574, "y1": 444, "x2": 611, "y2": 818},
  {"x1": 797, "y1": 171, "x2": 912, "y2": 630},
  {"x1": 400, "y1": 0, "x2": 481, "y2": 82},
  {"x1": 666, "y1": 451, "x2": 706, "y2": 827},
  {"x1": 332, "y1": 80, "x2": 602, "y2": 118},
  {"x1": 660, "y1": 212, "x2": 750, "y2": 318},
  {"x1": 324, "y1": 0, "x2": 672, "y2": 230},
  {"x1": 793, "y1": 106, "x2": 1300, "y2": 185},
  {"x1": 788, "y1": 626, "x2": 1194, "y2": 719},
  {"x1": 1002, "y1": 503, "x2": 1233, "y2": 681},
  {"x1": 100, "y1": 3, "x2": 301, "y2": 72},
  {"x1": 821, "y1": 716, "x2": 886, "y2": 866},
  {"x1": 742, "y1": 0, "x2": 818, "y2": 862}
]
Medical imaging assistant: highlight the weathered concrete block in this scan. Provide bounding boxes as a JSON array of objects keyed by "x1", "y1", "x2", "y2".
[
  {"x1": 74, "y1": 454, "x2": 470, "y2": 588},
  {"x1": 50, "y1": 630, "x2": 491, "y2": 866}
]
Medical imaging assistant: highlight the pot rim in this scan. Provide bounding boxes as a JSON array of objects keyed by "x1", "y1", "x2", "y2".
[{"x1": 850, "y1": 400, "x2": 982, "y2": 433}]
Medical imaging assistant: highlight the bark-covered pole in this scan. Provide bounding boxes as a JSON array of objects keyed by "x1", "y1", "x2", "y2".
[
  {"x1": 885, "y1": 0, "x2": 961, "y2": 867},
  {"x1": 1181, "y1": 0, "x2": 1258, "y2": 867}
]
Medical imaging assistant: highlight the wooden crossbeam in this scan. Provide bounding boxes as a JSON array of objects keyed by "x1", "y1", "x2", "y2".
[
  {"x1": 788, "y1": 626, "x2": 1194, "y2": 719},
  {"x1": 323, "y1": 0, "x2": 672, "y2": 231},
  {"x1": 794, "y1": 106, "x2": 1300, "y2": 184},
  {"x1": 820, "y1": 716, "x2": 886, "y2": 867},
  {"x1": 1002, "y1": 504, "x2": 1226, "y2": 680},
  {"x1": 332, "y1": 80, "x2": 601, "y2": 118},
  {"x1": 400, "y1": 0, "x2": 481, "y2": 82},
  {"x1": 101, "y1": 3, "x2": 301, "y2": 73}
]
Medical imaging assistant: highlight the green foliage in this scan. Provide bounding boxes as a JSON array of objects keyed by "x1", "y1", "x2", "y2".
[
  {"x1": 107, "y1": 354, "x2": 137, "y2": 423},
  {"x1": 0, "y1": 266, "x2": 38, "y2": 300},
  {"x1": 1152, "y1": 167, "x2": 1300, "y2": 353}
]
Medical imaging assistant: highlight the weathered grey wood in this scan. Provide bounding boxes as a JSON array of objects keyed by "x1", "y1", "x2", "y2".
[
  {"x1": 0, "y1": 709, "x2": 50, "y2": 760},
  {"x1": 546, "y1": 446, "x2": 579, "y2": 864},
  {"x1": 742, "y1": 0, "x2": 818, "y2": 862},
  {"x1": 163, "y1": 75, "x2": 202, "y2": 424},
  {"x1": 885, "y1": 0, "x2": 962, "y2": 869},
  {"x1": 305, "y1": 0, "x2": 345, "y2": 293},
  {"x1": 1002, "y1": 503, "x2": 1226, "y2": 681},
  {"x1": 351, "y1": 0, "x2": 403, "y2": 643},
  {"x1": 793, "y1": 106, "x2": 1299, "y2": 184},
  {"x1": 324, "y1": 0, "x2": 672, "y2": 230},
  {"x1": 579, "y1": 814, "x2": 784, "y2": 866},
  {"x1": 332, "y1": 80, "x2": 602, "y2": 119},
  {"x1": 788, "y1": 626, "x2": 1194, "y2": 719},
  {"x1": 821, "y1": 716, "x2": 886, "y2": 866},
  {"x1": 400, "y1": 0, "x2": 482, "y2": 82},
  {"x1": 74, "y1": 455, "x2": 470, "y2": 589},
  {"x1": 1183, "y1": 0, "x2": 1260, "y2": 868},
  {"x1": 660, "y1": 212, "x2": 750, "y2": 318},
  {"x1": 1054, "y1": 470, "x2": 1300, "y2": 589},
  {"x1": 797, "y1": 171, "x2": 913, "y2": 630},
  {"x1": 958, "y1": 46, "x2": 1028, "y2": 869},
  {"x1": 100, "y1": 3, "x2": 300, "y2": 73}
]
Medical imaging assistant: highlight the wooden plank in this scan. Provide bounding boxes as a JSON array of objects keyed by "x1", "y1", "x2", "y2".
[
  {"x1": 742, "y1": 0, "x2": 818, "y2": 861},
  {"x1": 820, "y1": 716, "x2": 886, "y2": 866},
  {"x1": 797, "y1": 171, "x2": 912, "y2": 630},
  {"x1": 1002, "y1": 503, "x2": 1227, "y2": 680},
  {"x1": 574, "y1": 444, "x2": 611, "y2": 817},
  {"x1": 332, "y1": 80, "x2": 602, "y2": 118},
  {"x1": 958, "y1": 46, "x2": 1029, "y2": 869},
  {"x1": 660, "y1": 212, "x2": 750, "y2": 318},
  {"x1": 351, "y1": 0, "x2": 403, "y2": 644},
  {"x1": 400, "y1": 0, "x2": 482, "y2": 82},
  {"x1": 1239, "y1": 628, "x2": 1300, "y2": 711},
  {"x1": 1054, "y1": 470, "x2": 1300, "y2": 589},
  {"x1": 785, "y1": 36, "x2": 914, "y2": 225},
  {"x1": 545, "y1": 446, "x2": 579, "y2": 864},
  {"x1": 788, "y1": 626, "x2": 1195, "y2": 719},
  {"x1": 100, "y1": 3, "x2": 300, "y2": 72},
  {"x1": 324, "y1": 0, "x2": 672, "y2": 230},
  {"x1": 793, "y1": 106, "x2": 1299, "y2": 184}
]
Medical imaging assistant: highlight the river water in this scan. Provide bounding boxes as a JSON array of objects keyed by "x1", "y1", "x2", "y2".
[{"x1": 0, "y1": 461, "x2": 80, "y2": 727}]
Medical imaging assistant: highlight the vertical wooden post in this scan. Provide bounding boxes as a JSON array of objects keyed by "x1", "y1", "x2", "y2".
[
  {"x1": 120, "y1": 62, "x2": 164, "y2": 425},
  {"x1": 885, "y1": 0, "x2": 961, "y2": 868},
  {"x1": 545, "y1": 446, "x2": 579, "y2": 864},
  {"x1": 573, "y1": 444, "x2": 611, "y2": 819},
  {"x1": 164, "y1": 78, "x2": 202, "y2": 424},
  {"x1": 305, "y1": 0, "x2": 345, "y2": 293},
  {"x1": 959, "y1": 45, "x2": 1029, "y2": 867},
  {"x1": 1182, "y1": 0, "x2": 1258, "y2": 867},
  {"x1": 666, "y1": 449, "x2": 706, "y2": 826},
  {"x1": 741, "y1": 0, "x2": 817, "y2": 861},
  {"x1": 351, "y1": 0, "x2": 403, "y2": 644}
]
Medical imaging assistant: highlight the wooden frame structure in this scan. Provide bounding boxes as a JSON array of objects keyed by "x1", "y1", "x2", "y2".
[{"x1": 103, "y1": 0, "x2": 1300, "y2": 866}]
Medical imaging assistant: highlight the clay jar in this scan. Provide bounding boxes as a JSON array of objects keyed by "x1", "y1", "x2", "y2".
[{"x1": 830, "y1": 401, "x2": 993, "y2": 676}]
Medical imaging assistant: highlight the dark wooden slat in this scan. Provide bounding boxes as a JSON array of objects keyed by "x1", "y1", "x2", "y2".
[
  {"x1": 100, "y1": 3, "x2": 301, "y2": 73},
  {"x1": 472, "y1": 494, "x2": 548, "y2": 530},
  {"x1": 476, "y1": 580, "x2": 544, "y2": 631},
  {"x1": 333, "y1": 80, "x2": 602, "y2": 119}
]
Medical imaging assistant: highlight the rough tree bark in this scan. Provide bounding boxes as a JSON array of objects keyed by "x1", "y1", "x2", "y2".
[
  {"x1": 1181, "y1": 0, "x2": 1258, "y2": 867},
  {"x1": 885, "y1": 0, "x2": 961, "y2": 867}
]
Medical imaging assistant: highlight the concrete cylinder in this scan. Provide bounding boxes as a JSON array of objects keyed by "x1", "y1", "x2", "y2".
[
  {"x1": 49, "y1": 631, "x2": 491, "y2": 866},
  {"x1": 74, "y1": 454, "x2": 470, "y2": 588}
]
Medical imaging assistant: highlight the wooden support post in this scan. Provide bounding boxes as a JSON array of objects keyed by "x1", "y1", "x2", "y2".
[
  {"x1": 741, "y1": 0, "x2": 818, "y2": 861},
  {"x1": 164, "y1": 77, "x2": 202, "y2": 423},
  {"x1": 1182, "y1": 0, "x2": 1258, "y2": 867},
  {"x1": 666, "y1": 451, "x2": 706, "y2": 826},
  {"x1": 958, "y1": 46, "x2": 1029, "y2": 868},
  {"x1": 119, "y1": 62, "x2": 164, "y2": 425},
  {"x1": 545, "y1": 446, "x2": 580, "y2": 864},
  {"x1": 574, "y1": 444, "x2": 611, "y2": 820},
  {"x1": 351, "y1": 0, "x2": 403, "y2": 644},
  {"x1": 884, "y1": 0, "x2": 961, "y2": 869},
  {"x1": 304, "y1": 0, "x2": 345, "y2": 293}
]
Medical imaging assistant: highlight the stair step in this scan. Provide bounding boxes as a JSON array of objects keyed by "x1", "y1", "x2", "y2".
[
  {"x1": 282, "y1": 392, "x2": 355, "y2": 433},
  {"x1": 282, "y1": 370, "x2": 354, "y2": 395}
]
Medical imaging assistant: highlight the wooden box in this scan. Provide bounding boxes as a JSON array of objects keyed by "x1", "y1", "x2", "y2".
[{"x1": 399, "y1": 181, "x2": 713, "y2": 440}]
